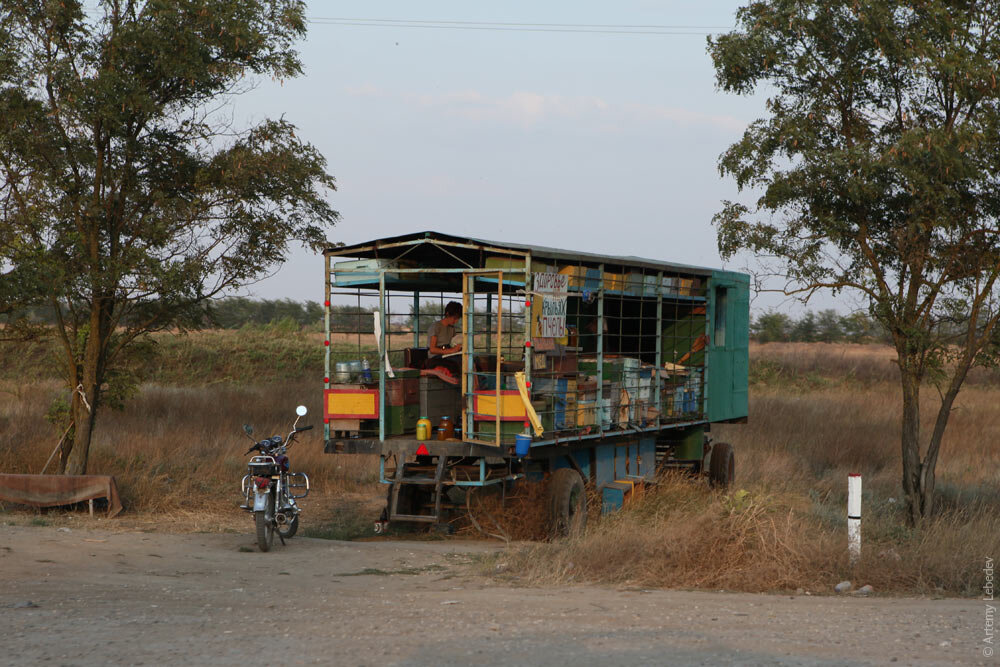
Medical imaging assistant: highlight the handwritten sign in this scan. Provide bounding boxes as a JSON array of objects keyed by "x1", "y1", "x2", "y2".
[
  {"x1": 534, "y1": 272, "x2": 568, "y2": 294},
  {"x1": 532, "y1": 272, "x2": 568, "y2": 338}
]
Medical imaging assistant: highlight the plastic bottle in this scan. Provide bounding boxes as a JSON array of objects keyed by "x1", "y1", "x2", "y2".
[
  {"x1": 361, "y1": 358, "x2": 373, "y2": 383},
  {"x1": 416, "y1": 417, "x2": 432, "y2": 441}
]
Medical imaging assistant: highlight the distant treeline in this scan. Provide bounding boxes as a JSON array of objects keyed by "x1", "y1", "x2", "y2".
[
  {"x1": 752, "y1": 310, "x2": 888, "y2": 344},
  {"x1": 209, "y1": 298, "x2": 379, "y2": 333},
  {"x1": 3, "y1": 298, "x2": 516, "y2": 334},
  {"x1": 8, "y1": 299, "x2": 888, "y2": 344},
  {"x1": 4, "y1": 298, "x2": 359, "y2": 333},
  {"x1": 208, "y1": 298, "x2": 325, "y2": 329}
]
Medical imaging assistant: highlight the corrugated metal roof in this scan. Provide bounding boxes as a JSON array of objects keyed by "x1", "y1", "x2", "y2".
[{"x1": 326, "y1": 231, "x2": 718, "y2": 276}]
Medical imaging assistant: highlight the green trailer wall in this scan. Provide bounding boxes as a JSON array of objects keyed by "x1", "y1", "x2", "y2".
[{"x1": 706, "y1": 271, "x2": 750, "y2": 423}]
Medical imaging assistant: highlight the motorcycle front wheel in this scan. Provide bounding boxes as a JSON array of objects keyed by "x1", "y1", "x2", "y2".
[
  {"x1": 278, "y1": 514, "x2": 299, "y2": 539},
  {"x1": 255, "y1": 495, "x2": 275, "y2": 552}
]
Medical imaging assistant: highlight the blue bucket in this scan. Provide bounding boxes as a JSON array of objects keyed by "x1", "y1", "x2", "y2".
[{"x1": 514, "y1": 433, "x2": 531, "y2": 458}]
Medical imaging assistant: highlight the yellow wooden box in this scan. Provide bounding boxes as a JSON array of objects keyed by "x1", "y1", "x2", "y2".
[
  {"x1": 473, "y1": 390, "x2": 527, "y2": 422},
  {"x1": 324, "y1": 388, "x2": 379, "y2": 420},
  {"x1": 603, "y1": 272, "x2": 626, "y2": 292}
]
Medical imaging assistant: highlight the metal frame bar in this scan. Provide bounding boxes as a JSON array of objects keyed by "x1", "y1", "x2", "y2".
[
  {"x1": 335, "y1": 267, "x2": 513, "y2": 275},
  {"x1": 364, "y1": 419, "x2": 710, "y2": 461},
  {"x1": 495, "y1": 272, "x2": 503, "y2": 447},
  {"x1": 428, "y1": 241, "x2": 475, "y2": 268},
  {"x1": 412, "y1": 292, "x2": 420, "y2": 348},
  {"x1": 378, "y1": 271, "x2": 387, "y2": 442},
  {"x1": 596, "y1": 263, "x2": 605, "y2": 436},
  {"x1": 325, "y1": 237, "x2": 531, "y2": 258},
  {"x1": 324, "y1": 254, "x2": 331, "y2": 442},
  {"x1": 655, "y1": 270, "x2": 663, "y2": 430},
  {"x1": 463, "y1": 274, "x2": 473, "y2": 441},
  {"x1": 523, "y1": 254, "x2": 533, "y2": 398},
  {"x1": 460, "y1": 271, "x2": 507, "y2": 447},
  {"x1": 377, "y1": 455, "x2": 525, "y2": 487},
  {"x1": 535, "y1": 418, "x2": 709, "y2": 447}
]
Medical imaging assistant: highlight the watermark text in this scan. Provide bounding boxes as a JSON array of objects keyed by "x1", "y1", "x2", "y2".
[{"x1": 985, "y1": 556, "x2": 995, "y2": 658}]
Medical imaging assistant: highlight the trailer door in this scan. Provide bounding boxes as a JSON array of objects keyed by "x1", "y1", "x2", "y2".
[{"x1": 706, "y1": 271, "x2": 749, "y2": 422}]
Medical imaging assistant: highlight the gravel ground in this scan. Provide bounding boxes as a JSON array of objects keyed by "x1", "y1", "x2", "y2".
[{"x1": 0, "y1": 524, "x2": 990, "y2": 666}]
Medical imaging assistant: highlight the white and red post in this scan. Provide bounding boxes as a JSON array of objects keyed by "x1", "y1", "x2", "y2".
[{"x1": 848, "y1": 473, "x2": 862, "y2": 564}]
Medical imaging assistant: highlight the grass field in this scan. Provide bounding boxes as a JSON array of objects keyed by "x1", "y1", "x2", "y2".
[{"x1": 1, "y1": 334, "x2": 998, "y2": 594}]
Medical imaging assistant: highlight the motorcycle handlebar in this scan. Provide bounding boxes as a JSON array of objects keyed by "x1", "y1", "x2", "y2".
[{"x1": 245, "y1": 414, "x2": 312, "y2": 455}]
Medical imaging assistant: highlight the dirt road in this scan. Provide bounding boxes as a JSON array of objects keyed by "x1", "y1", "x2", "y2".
[{"x1": 0, "y1": 524, "x2": 987, "y2": 666}]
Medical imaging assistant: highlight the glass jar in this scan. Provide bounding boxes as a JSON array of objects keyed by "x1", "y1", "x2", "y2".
[{"x1": 437, "y1": 416, "x2": 454, "y2": 440}]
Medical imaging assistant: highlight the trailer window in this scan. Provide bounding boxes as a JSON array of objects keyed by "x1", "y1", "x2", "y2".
[{"x1": 714, "y1": 287, "x2": 727, "y2": 347}]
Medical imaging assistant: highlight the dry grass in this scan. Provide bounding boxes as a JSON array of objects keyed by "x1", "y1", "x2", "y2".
[
  {"x1": 455, "y1": 482, "x2": 554, "y2": 542},
  {"x1": 3, "y1": 339, "x2": 999, "y2": 595},
  {"x1": 0, "y1": 380, "x2": 381, "y2": 522},
  {"x1": 497, "y1": 343, "x2": 1000, "y2": 596},
  {"x1": 497, "y1": 474, "x2": 1000, "y2": 595},
  {"x1": 751, "y1": 341, "x2": 1000, "y2": 385}
]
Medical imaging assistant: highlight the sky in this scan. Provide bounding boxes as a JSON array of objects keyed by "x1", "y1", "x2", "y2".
[{"x1": 238, "y1": 1, "x2": 843, "y2": 314}]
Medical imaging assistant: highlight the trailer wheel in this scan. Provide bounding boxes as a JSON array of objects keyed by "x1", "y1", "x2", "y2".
[
  {"x1": 709, "y1": 442, "x2": 735, "y2": 488},
  {"x1": 548, "y1": 468, "x2": 587, "y2": 538}
]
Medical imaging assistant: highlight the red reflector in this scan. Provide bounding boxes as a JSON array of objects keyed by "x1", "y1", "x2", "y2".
[
  {"x1": 324, "y1": 340, "x2": 330, "y2": 347},
  {"x1": 324, "y1": 300, "x2": 331, "y2": 307},
  {"x1": 255, "y1": 477, "x2": 270, "y2": 489},
  {"x1": 415, "y1": 444, "x2": 429, "y2": 456}
]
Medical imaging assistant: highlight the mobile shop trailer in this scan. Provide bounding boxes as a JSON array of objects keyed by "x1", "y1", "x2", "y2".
[{"x1": 322, "y1": 232, "x2": 749, "y2": 535}]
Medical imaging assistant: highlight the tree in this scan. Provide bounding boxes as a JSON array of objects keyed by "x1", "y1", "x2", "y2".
[
  {"x1": 752, "y1": 311, "x2": 791, "y2": 342},
  {"x1": 840, "y1": 311, "x2": 884, "y2": 343},
  {"x1": 330, "y1": 304, "x2": 375, "y2": 334},
  {"x1": 790, "y1": 311, "x2": 818, "y2": 342},
  {"x1": 205, "y1": 298, "x2": 324, "y2": 329},
  {"x1": 815, "y1": 309, "x2": 844, "y2": 343},
  {"x1": 709, "y1": 0, "x2": 1000, "y2": 522},
  {"x1": 0, "y1": 1, "x2": 338, "y2": 474}
]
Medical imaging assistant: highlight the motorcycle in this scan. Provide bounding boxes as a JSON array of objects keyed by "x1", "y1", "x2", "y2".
[{"x1": 240, "y1": 405, "x2": 312, "y2": 552}]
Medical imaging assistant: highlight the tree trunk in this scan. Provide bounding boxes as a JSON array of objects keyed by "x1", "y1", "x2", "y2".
[
  {"x1": 64, "y1": 380, "x2": 98, "y2": 476},
  {"x1": 56, "y1": 396, "x2": 78, "y2": 475},
  {"x1": 919, "y1": 364, "x2": 970, "y2": 519},
  {"x1": 899, "y1": 369, "x2": 923, "y2": 525},
  {"x1": 59, "y1": 378, "x2": 80, "y2": 475},
  {"x1": 64, "y1": 304, "x2": 104, "y2": 476}
]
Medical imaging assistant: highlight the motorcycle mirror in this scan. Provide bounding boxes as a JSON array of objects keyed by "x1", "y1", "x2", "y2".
[
  {"x1": 243, "y1": 423, "x2": 253, "y2": 435},
  {"x1": 295, "y1": 405, "x2": 308, "y2": 417}
]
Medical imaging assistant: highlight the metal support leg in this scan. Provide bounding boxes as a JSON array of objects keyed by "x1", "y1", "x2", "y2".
[
  {"x1": 432, "y1": 455, "x2": 447, "y2": 520},
  {"x1": 389, "y1": 452, "x2": 405, "y2": 518}
]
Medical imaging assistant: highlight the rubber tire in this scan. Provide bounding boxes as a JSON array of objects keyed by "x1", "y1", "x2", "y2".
[
  {"x1": 548, "y1": 468, "x2": 587, "y2": 538},
  {"x1": 255, "y1": 493, "x2": 275, "y2": 552},
  {"x1": 709, "y1": 442, "x2": 735, "y2": 488},
  {"x1": 278, "y1": 514, "x2": 299, "y2": 539}
]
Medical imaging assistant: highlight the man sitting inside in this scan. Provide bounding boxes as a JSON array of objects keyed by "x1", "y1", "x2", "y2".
[{"x1": 425, "y1": 301, "x2": 463, "y2": 378}]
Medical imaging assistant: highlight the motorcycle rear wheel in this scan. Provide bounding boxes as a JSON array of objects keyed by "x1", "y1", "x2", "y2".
[{"x1": 255, "y1": 501, "x2": 275, "y2": 552}]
